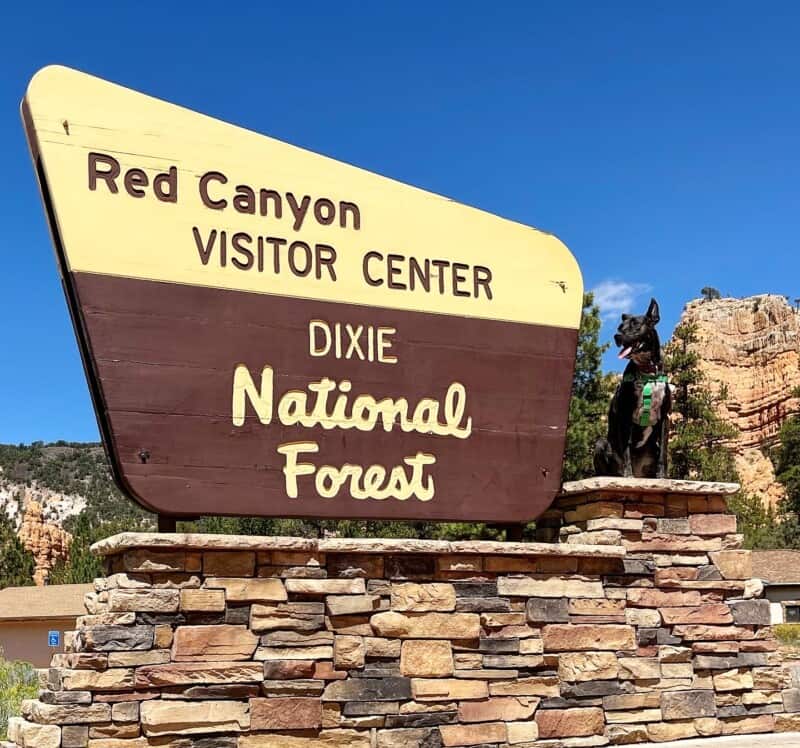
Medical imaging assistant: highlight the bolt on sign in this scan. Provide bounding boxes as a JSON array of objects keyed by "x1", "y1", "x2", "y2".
[{"x1": 22, "y1": 66, "x2": 583, "y2": 522}]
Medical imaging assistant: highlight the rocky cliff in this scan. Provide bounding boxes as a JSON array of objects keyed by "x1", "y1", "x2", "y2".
[
  {"x1": 678, "y1": 294, "x2": 800, "y2": 506},
  {"x1": 16, "y1": 498, "x2": 72, "y2": 585}
]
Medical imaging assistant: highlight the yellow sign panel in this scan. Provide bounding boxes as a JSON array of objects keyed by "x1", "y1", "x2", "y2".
[{"x1": 24, "y1": 65, "x2": 582, "y2": 329}]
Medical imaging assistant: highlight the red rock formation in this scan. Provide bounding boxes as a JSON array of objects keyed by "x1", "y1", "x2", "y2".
[
  {"x1": 17, "y1": 497, "x2": 72, "y2": 585},
  {"x1": 677, "y1": 294, "x2": 800, "y2": 506}
]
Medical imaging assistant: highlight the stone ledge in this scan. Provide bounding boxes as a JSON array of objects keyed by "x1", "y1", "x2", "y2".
[
  {"x1": 560, "y1": 477, "x2": 741, "y2": 496},
  {"x1": 630, "y1": 734, "x2": 800, "y2": 748},
  {"x1": 91, "y1": 532, "x2": 627, "y2": 558}
]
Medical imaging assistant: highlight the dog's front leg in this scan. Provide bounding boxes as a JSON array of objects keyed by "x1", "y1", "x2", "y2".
[
  {"x1": 657, "y1": 388, "x2": 672, "y2": 479},
  {"x1": 615, "y1": 380, "x2": 635, "y2": 477}
]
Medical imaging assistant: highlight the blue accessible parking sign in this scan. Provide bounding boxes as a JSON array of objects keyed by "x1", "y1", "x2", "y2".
[{"x1": 48, "y1": 630, "x2": 60, "y2": 648}]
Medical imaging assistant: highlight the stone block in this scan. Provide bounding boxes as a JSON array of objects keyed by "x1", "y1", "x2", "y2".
[
  {"x1": 673, "y1": 625, "x2": 754, "y2": 641},
  {"x1": 62, "y1": 725, "x2": 89, "y2": 748},
  {"x1": 15, "y1": 720, "x2": 62, "y2": 748},
  {"x1": 604, "y1": 692, "x2": 660, "y2": 711},
  {"x1": 618, "y1": 657, "x2": 661, "y2": 680},
  {"x1": 326, "y1": 595, "x2": 381, "y2": 617},
  {"x1": 506, "y1": 720, "x2": 539, "y2": 744},
  {"x1": 647, "y1": 721, "x2": 699, "y2": 742},
  {"x1": 250, "y1": 697, "x2": 323, "y2": 730},
  {"x1": 40, "y1": 690, "x2": 92, "y2": 705},
  {"x1": 123, "y1": 549, "x2": 186, "y2": 572},
  {"x1": 690, "y1": 513, "x2": 737, "y2": 536},
  {"x1": 627, "y1": 589, "x2": 702, "y2": 607},
  {"x1": 558, "y1": 652, "x2": 618, "y2": 682},
  {"x1": 720, "y1": 714, "x2": 775, "y2": 735},
  {"x1": 730, "y1": 599, "x2": 771, "y2": 625},
  {"x1": 250, "y1": 604, "x2": 324, "y2": 633},
  {"x1": 286, "y1": 578, "x2": 366, "y2": 595},
  {"x1": 536, "y1": 707, "x2": 604, "y2": 738},
  {"x1": 376, "y1": 727, "x2": 442, "y2": 746},
  {"x1": 713, "y1": 668, "x2": 755, "y2": 692},
  {"x1": 256, "y1": 645, "x2": 333, "y2": 661},
  {"x1": 205, "y1": 577, "x2": 287, "y2": 602},
  {"x1": 439, "y1": 722, "x2": 506, "y2": 746},
  {"x1": 783, "y1": 688, "x2": 800, "y2": 713},
  {"x1": 498, "y1": 576, "x2": 604, "y2": 598},
  {"x1": 658, "y1": 645, "x2": 692, "y2": 662},
  {"x1": 776, "y1": 713, "x2": 800, "y2": 731},
  {"x1": 314, "y1": 662, "x2": 348, "y2": 680},
  {"x1": 656, "y1": 518, "x2": 691, "y2": 534},
  {"x1": 108, "y1": 588, "x2": 179, "y2": 613},
  {"x1": 261, "y1": 660, "x2": 315, "y2": 680},
  {"x1": 458, "y1": 696, "x2": 538, "y2": 723},
  {"x1": 62, "y1": 668, "x2": 135, "y2": 692},
  {"x1": 709, "y1": 550, "x2": 752, "y2": 580},
  {"x1": 384, "y1": 555, "x2": 436, "y2": 579},
  {"x1": 260, "y1": 630, "x2": 334, "y2": 647},
  {"x1": 323, "y1": 677, "x2": 412, "y2": 702},
  {"x1": 370, "y1": 611, "x2": 480, "y2": 639},
  {"x1": 135, "y1": 661, "x2": 263, "y2": 687},
  {"x1": 693, "y1": 655, "x2": 741, "y2": 670},
  {"x1": 364, "y1": 637, "x2": 401, "y2": 659},
  {"x1": 391, "y1": 583, "x2": 456, "y2": 612},
  {"x1": 334, "y1": 635, "x2": 365, "y2": 669},
  {"x1": 171, "y1": 625, "x2": 258, "y2": 661},
  {"x1": 326, "y1": 553, "x2": 384, "y2": 578},
  {"x1": 526, "y1": 597, "x2": 569, "y2": 623},
  {"x1": 455, "y1": 597, "x2": 511, "y2": 612},
  {"x1": 203, "y1": 551, "x2": 256, "y2": 576},
  {"x1": 489, "y1": 676, "x2": 559, "y2": 697},
  {"x1": 22, "y1": 700, "x2": 111, "y2": 724},
  {"x1": 660, "y1": 604, "x2": 732, "y2": 625},
  {"x1": 107, "y1": 650, "x2": 170, "y2": 667},
  {"x1": 661, "y1": 662, "x2": 694, "y2": 679},
  {"x1": 606, "y1": 708, "x2": 662, "y2": 723},
  {"x1": 569, "y1": 598, "x2": 626, "y2": 617},
  {"x1": 239, "y1": 729, "x2": 370, "y2": 747},
  {"x1": 563, "y1": 681, "x2": 626, "y2": 699},
  {"x1": 141, "y1": 699, "x2": 249, "y2": 736},
  {"x1": 411, "y1": 679, "x2": 488, "y2": 701},
  {"x1": 519, "y1": 639, "x2": 543, "y2": 655},
  {"x1": 625, "y1": 608, "x2": 662, "y2": 627},
  {"x1": 81, "y1": 625, "x2": 154, "y2": 651},
  {"x1": 401, "y1": 640, "x2": 453, "y2": 677},
  {"x1": 179, "y1": 589, "x2": 226, "y2": 611},
  {"x1": 111, "y1": 702, "x2": 139, "y2": 722},
  {"x1": 660, "y1": 690, "x2": 716, "y2": 720},
  {"x1": 542, "y1": 624, "x2": 636, "y2": 651}
]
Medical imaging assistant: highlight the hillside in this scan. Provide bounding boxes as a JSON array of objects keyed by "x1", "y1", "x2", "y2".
[{"x1": 0, "y1": 443, "x2": 154, "y2": 583}]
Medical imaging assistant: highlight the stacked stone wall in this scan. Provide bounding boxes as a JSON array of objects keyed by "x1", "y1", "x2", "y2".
[{"x1": 7, "y1": 479, "x2": 800, "y2": 747}]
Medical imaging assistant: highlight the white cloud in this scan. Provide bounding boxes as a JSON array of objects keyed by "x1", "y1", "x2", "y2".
[{"x1": 591, "y1": 279, "x2": 652, "y2": 321}]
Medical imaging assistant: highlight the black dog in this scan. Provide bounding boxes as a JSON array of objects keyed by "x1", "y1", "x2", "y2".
[{"x1": 594, "y1": 298, "x2": 671, "y2": 478}]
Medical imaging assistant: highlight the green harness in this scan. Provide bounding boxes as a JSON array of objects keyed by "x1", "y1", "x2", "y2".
[{"x1": 623, "y1": 371, "x2": 669, "y2": 427}]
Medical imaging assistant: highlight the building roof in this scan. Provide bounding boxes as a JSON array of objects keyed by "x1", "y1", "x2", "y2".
[
  {"x1": 0, "y1": 583, "x2": 92, "y2": 621},
  {"x1": 752, "y1": 550, "x2": 800, "y2": 585}
]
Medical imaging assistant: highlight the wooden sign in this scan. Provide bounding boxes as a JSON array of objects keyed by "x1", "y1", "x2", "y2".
[{"x1": 22, "y1": 66, "x2": 583, "y2": 522}]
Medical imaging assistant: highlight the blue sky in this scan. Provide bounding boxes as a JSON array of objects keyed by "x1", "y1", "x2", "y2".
[{"x1": 2, "y1": 2, "x2": 799, "y2": 443}]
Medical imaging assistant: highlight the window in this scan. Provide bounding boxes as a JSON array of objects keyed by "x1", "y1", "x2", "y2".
[{"x1": 786, "y1": 605, "x2": 800, "y2": 623}]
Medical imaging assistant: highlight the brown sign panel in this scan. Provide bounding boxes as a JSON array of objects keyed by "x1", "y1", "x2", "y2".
[{"x1": 22, "y1": 66, "x2": 583, "y2": 522}]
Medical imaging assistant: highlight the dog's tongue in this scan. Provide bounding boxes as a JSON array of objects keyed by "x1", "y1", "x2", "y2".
[{"x1": 619, "y1": 346, "x2": 633, "y2": 360}]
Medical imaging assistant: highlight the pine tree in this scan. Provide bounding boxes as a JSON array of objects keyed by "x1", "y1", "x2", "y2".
[
  {"x1": 776, "y1": 415, "x2": 800, "y2": 515},
  {"x1": 0, "y1": 515, "x2": 35, "y2": 588},
  {"x1": 562, "y1": 292, "x2": 616, "y2": 481},
  {"x1": 663, "y1": 321, "x2": 738, "y2": 482}
]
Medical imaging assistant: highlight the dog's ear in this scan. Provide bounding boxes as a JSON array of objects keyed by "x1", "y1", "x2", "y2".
[
  {"x1": 646, "y1": 298, "x2": 660, "y2": 325},
  {"x1": 621, "y1": 314, "x2": 630, "y2": 321}
]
